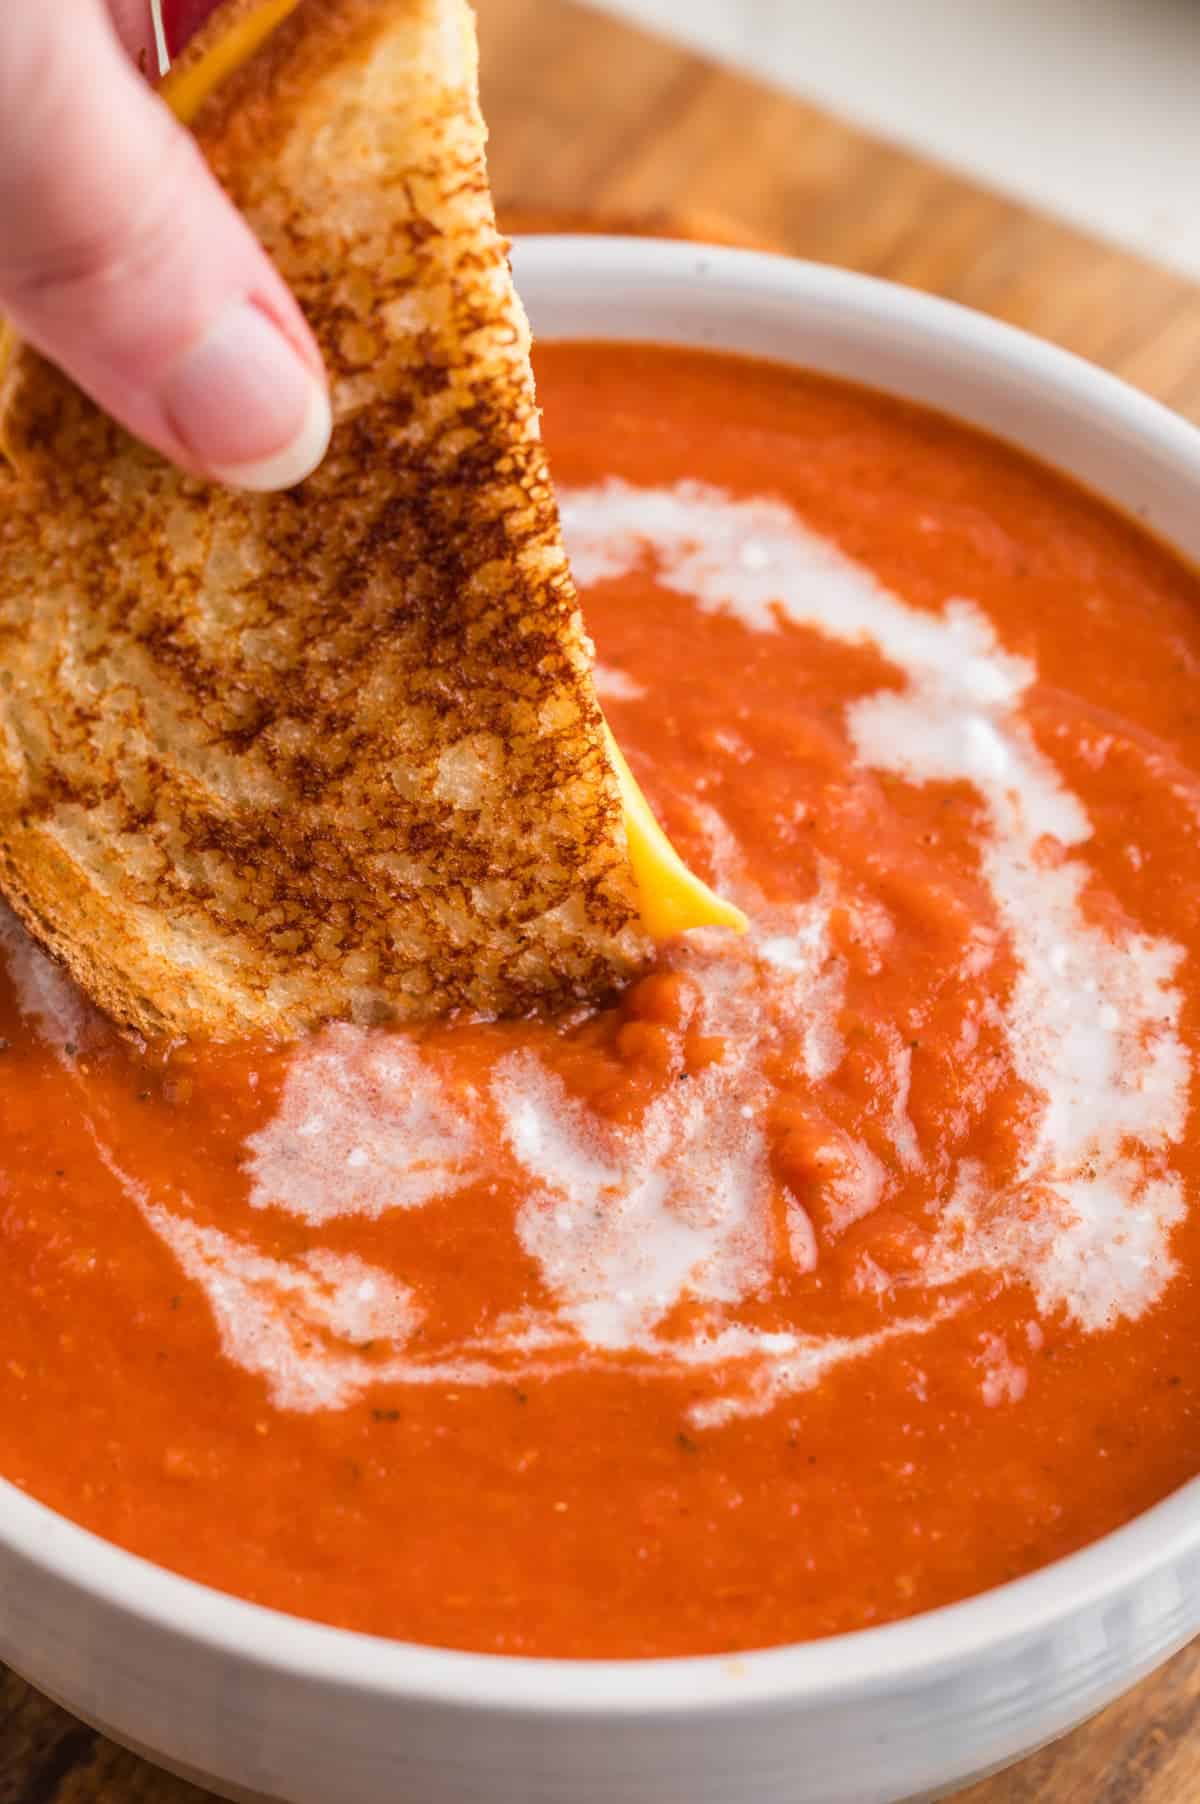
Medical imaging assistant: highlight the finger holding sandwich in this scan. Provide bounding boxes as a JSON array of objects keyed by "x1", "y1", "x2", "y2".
[{"x1": 0, "y1": 0, "x2": 330, "y2": 490}]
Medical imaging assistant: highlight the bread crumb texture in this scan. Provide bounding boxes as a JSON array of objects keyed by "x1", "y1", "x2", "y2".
[{"x1": 0, "y1": 0, "x2": 645, "y2": 1039}]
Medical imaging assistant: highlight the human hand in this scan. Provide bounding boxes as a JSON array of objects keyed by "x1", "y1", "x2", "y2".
[{"x1": 0, "y1": 0, "x2": 330, "y2": 489}]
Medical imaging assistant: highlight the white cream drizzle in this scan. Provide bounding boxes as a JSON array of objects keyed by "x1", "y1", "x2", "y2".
[
  {"x1": 561, "y1": 480, "x2": 1189, "y2": 1339},
  {"x1": 497, "y1": 921, "x2": 802, "y2": 1351},
  {"x1": 0, "y1": 911, "x2": 93, "y2": 1054},
  {"x1": 146, "y1": 1210, "x2": 423, "y2": 1412},
  {"x1": 3, "y1": 479, "x2": 1190, "y2": 1426},
  {"x1": 245, "y1": 1025, "x2": 476, "y2": 1224},
  {"x1": 593, "y1": 662, "x2": 647, "y2": 702}
]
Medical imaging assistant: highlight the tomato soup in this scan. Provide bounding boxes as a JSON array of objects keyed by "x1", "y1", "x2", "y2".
[{"x1": 3, "y1": 343, "x2": 1200, "y2": 1658}]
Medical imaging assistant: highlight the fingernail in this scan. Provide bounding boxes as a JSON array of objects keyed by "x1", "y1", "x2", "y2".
[{"x1": 164, "y1": 299, "x2": 331, "y2": 491}]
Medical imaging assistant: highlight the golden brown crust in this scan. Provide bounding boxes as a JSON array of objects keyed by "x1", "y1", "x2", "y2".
[{"x1": 0, "y1": 0, "x2": 645, "y2": 1041}]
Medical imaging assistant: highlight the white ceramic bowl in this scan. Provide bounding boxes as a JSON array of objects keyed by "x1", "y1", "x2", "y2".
[{"x1": 4, "y1": 238, "x2": 1200, "y2": 1804}]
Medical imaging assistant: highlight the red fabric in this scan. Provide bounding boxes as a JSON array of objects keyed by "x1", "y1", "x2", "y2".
[{"x1": 160, "y1": 0, "x2": 223, "y2": 58}]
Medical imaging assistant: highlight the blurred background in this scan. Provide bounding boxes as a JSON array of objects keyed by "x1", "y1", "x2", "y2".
[
  {"x1": 154, "y1": 0, "x2": 1200, "y2": 422},
  {"x1": 156, "y1": 0, "x2": 1200, "y2": 276},
  {"x1": 553, "y1": 0, "x2": 1200, "y2": 277}
]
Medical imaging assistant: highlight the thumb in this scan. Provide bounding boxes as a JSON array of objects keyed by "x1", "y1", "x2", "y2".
[{"x1": 0, "y1": 0, "x2": 330, "y2": 490}]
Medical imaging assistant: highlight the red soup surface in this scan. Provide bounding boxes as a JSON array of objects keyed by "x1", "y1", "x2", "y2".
[{"x1": 3, "y1": 343, "x2": 1200, "y2": 1658}]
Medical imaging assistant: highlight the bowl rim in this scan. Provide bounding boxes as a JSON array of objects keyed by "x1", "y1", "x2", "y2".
[{"x1": 6, "y1": 234, "x2": 1200, "y2": 1719}]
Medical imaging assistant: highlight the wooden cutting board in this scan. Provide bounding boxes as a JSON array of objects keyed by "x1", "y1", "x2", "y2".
[{"x1": 3, "y1": 2, "x2": 1200, "y2": 1799}]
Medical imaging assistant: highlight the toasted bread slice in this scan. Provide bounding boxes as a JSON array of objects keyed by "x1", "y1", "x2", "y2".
[{"x1": 0, "y1": 0, "x2": 647, "y2": 1040}]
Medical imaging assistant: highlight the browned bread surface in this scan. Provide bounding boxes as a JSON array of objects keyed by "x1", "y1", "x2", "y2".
[{"x1": 0, "y1": 0, "x2": 645, "y2": 1040}]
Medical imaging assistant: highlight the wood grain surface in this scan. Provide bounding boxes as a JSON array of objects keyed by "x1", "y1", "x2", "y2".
[{"x1": 3, "y1": 0, "x2": 1200, "y2": 1798}]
